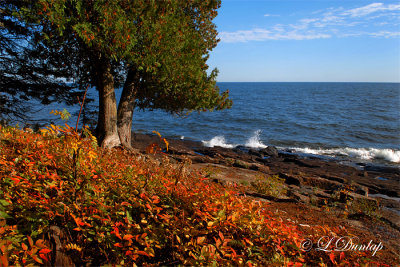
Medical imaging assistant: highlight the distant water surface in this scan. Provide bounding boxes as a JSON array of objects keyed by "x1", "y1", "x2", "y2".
[{"x1": 35, "y1": 82, "x2": 400, "y2": 166}]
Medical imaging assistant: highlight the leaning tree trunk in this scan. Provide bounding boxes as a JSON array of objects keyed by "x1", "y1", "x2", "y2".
[
  {"x1": 95, "y1": 57, "x2": 121, "y2": 148},
  {"x1": 117, "y1": 68, "x2": 138, "y2": 149}
]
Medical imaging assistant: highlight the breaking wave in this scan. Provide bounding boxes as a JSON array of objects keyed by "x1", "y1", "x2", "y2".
[
  {"x1": 202, "y1": 130, "x2": 267, "y2": 149},
  {"x1": 290, "y1": 147, "x2": 400, "y2": 163},
  {"x1": 202, "y1": 136, "x2": 235, "y2": 148},
  {"x1": 245, "y1": 130, "x2": 267, "y2": 149}
]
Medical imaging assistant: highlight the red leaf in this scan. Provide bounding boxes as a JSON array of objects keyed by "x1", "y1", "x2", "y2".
[
  {"x1": 340, "y1": 251, "x2": 345, "y2": 261},
  {"x1": 10, "y1": 177, "x2": 20, "y2": 185},
  {"x1": 21, "y1": 243, "x2": 28, "y2": 251},
  {"x1": 39, "y1": 248, "x2": 52, "y2": 254},
  {"x1": 329, "y1": 253, "x2": 336, "y2": 264},
  {"x1": 39, "y1": 253, "x2": 49, "y2": 262},
  {"x1": 112, "y1": 227, "x2": 122, "y2": 240}
]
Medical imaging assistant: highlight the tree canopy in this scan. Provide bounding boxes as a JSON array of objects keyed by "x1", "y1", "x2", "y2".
[
  {"x1": 12, "y1": 0, "x2": 232, "y2": 148},
  {"x1": 0, "y1": 0, "x2": 87, "y2": 123}
]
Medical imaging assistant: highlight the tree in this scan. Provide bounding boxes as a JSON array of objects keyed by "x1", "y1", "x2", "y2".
[
  {"x1": 0, "y1": 0, "x2": 87, "y2": 124},
  {"x1": 24, "y1": 0, "x2": 232, "y2": 148}
]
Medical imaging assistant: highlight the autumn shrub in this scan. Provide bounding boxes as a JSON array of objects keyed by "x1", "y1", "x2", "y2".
[{"x1": 0, "y1": 125, "x2": 384, "y2": 266}]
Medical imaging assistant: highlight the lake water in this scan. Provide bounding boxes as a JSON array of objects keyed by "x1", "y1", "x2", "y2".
[{"x1": 35, "y1": 82, "x2": 400, "y2": 166}]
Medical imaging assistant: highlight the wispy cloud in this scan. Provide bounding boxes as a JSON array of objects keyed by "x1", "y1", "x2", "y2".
[
  {"x1": 220, "y1": 2, "x2": 400, "y2": 43},
  {"x1": 343, "y1": 3, "x2": 400, "y2": 17},
  {"x1": 219, "y1": 29, "x2": 330, "y2": 42},
  {"x1": 264, "y1": 13, "x2": 279, "y2": 17}
]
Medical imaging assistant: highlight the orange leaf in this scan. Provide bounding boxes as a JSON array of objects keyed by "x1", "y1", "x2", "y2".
[
  {"x1": 21, "y1": 243, "x2": 28, "y2": 251},
  {"x1": 197, "y1": 236, "x2": 206, "y2": 245},
  {"x1": 123, "y1": 234, "x2": 134, "y2": 240},
  {"x1": 0, "y1": 254, "x2": 8, "y2": 267},
  {"x1": 32, "y1": 255, "x2": 43, "y2": 264},
  {"x1": 136, "y1": 250, "x2": 151, "y2": 257},
  {"x1": 114, "y1": 243, "x2": 123, "y2": 248},
  {"x1": 27, "y1": 236, "x2": 33, "y2": 247},
  {"x1": 218, "y1": 231, "x2": 224, "y2": 241}
]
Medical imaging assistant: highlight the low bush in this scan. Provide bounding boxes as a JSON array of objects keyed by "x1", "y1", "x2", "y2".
[{"x1": 0, "y1": 125, "x2": 382, "y2": 266}]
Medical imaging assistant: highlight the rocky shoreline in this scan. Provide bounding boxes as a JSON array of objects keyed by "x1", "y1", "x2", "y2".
[{"x1": 131, "y1": 132, "x2": 400, "y2": 263}]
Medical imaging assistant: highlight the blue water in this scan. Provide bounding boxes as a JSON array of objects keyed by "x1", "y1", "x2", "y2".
[{"x1": 34, "y1": 82, "x2": 400, "y2": 165}]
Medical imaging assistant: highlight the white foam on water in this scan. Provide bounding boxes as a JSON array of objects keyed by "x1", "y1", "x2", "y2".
[
  {"x1": 291, "y1": 147, "x2": 400, "y2": 163},
  {"x1": 245, "y1": 130, "x2": 267, "y2": 149},
  {"x1": 202, "y1": 136, "x2": 235, "y2": 148}
]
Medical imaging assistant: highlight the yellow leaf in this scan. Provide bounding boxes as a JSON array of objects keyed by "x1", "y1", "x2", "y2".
[{"x1": 152, "y1": 130, "x2": 161, "y2": 138}]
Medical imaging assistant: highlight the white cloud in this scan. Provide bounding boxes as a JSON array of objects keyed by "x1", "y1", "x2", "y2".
[
  {"x1": 343, "y1": 3, "x2": 400, "y2": 17},
  {"x1": 219, "y1": 2, "x2": 400, "y2": 43},
  {"x1": 264, "y1": 13, "x2": 279, "y2": 17},
  {"x1": 219, "y1": 29, "x2": 330, "y2": 43},
  {"x1": 369, "y1": 31, "x2": 400, "y2": 38}
]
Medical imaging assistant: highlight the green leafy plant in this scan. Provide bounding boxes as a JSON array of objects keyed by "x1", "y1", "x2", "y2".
[{"x1": 251, "y1": 174, "x2": 287, "y2": 198}]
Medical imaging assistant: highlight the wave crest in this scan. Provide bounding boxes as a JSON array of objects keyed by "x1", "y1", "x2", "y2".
[
  {"x1": 291, "y1": 147, "x2": 400, "y2": 163},
  {"x1": 202, "y1": 136, "x2": 235, "y2": 148}
]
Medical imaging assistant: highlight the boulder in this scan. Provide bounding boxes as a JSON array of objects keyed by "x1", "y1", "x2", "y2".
[{"x1": 260, "y1": 146, "x2": 279, "y2": 157}]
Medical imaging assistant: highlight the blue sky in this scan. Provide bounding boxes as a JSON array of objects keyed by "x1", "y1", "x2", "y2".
[{"x1": 208, "y1": 1, "x2": 400, "y2": 82}]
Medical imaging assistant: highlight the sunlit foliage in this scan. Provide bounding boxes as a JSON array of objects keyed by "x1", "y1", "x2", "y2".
[{"x1": 0, "y1": 126, "x2": 383, "y2": 265}]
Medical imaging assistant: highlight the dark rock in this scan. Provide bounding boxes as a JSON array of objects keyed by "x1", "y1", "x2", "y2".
[
  {"x1": 303, "y1": 177, "x2": 341, "y2": 191},
  {"x1": 283, "y1": 158, "x2": 320, "y2": 168},
  {"x1": 242, "y1": 191, "x2": 298, "y2": 203},
  {"x1": 248, "y1": 149, "x2": 263, "y2": 158},
  {"x1": 320, "y1": 174, "x2": 347, "y2": 184},
  {"x1": 354, "y1": 185, "x2": 369, "y2": 196},
  {"x1": 249, "y1": 163, "x2": 270, "y2": 173},
  {"x1": 233, "y1": 145, "x2": 248, "y2": 153},
  {"x1": 260, "y1": 146, "x2": 279, "y2": 157},
  {"x1": 279, "y1": 173, "x2": 302, "y2": 186},
  {"x1": 365, "y1": 165, "x2": 400, "y2": 174}
]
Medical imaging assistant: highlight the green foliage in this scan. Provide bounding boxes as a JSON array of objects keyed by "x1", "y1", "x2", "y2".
[
  {"x1": 251, "y1": 174, "x2": 287, "y2": 198},
  {"x1": 26, "y1": 0, "x2": 231, "y2": 114},
  {"x1": 0, "y1": 125, "x2": 384, "y2": 265},
  {"x1": 0, "y1": 1, "x2": 89, "y2": 123}
]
